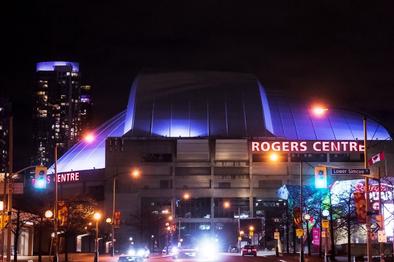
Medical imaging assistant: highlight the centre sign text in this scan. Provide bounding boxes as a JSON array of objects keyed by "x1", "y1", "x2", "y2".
[{"x1": 251, "y1": 141, "x2": 364, "y2": 153}]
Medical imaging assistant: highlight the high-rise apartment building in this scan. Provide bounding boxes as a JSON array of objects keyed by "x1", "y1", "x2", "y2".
[
  {"x1": 32, "y1": 61, "x2": 93, "y2": 166},
  {"x1": 0, "y1": 98, "x2": 11, "y2": 172},
  {"x1": 80, "y1": 85, "x2": 93, "y2": 133}
]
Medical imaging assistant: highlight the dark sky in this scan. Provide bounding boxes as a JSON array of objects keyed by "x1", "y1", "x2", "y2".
[{"x1": 2, "y1": 1, "x2": 394, "y2": 169}]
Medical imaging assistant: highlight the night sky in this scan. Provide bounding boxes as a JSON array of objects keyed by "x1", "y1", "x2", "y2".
[{"x1": 1, "y1": 1, "x2": 394, "y2": 169}]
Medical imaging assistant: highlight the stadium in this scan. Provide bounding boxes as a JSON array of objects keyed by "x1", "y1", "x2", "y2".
[{"x1": 51, "y1": 71, "x2": 393, "y2": 252}]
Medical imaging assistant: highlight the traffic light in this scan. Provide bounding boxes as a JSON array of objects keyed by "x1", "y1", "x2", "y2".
[
  {"x1": 314, "y1": 166, "x2": 327, "y2": 189},
  {"x1": 293, "y1": 207, "x2": 301, "y2": 227},
  {"x1": 376, "y1": 215, "x2": 384, "y2": 228},
  {"x1": 114, "y1": 211, "x2": 121, "y2": 228},
  {"x1": 58, "y1": 201, "x2": 68, "y2": 226},
  {"x1": 34, "y1": 166, "x2": 47, "y2": 189}
]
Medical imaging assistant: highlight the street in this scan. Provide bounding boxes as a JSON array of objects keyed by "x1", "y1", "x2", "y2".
[{"x1": 15, "y1": 253, "x2": 325, "y2": 262}]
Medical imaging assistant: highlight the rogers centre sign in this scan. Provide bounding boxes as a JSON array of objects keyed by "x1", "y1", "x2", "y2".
[{"x1": 251, "y1": 141, "x2": 364, "y2": 153}]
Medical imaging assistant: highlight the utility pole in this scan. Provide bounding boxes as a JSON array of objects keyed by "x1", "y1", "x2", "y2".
[
  {"x1": 6, "y1": 116, "x2": 13, "y2": 262},
  {"x1": 364, "y1": 116, "x2": 372, "y2": 262},
  {"x1": 299, "y1": 161, "x2": 304, "y2": 262},
  {"x1": 112, "y1": 175, "x2": 116, "y2": 256},
  {"x1": 54, "y1": 144, "x2": 59, "y2": 262}
]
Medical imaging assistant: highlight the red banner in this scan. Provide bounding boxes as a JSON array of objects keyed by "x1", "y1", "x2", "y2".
[
  {"x1": 354, "y1": 192, "x2": 367, "y2": 223},
  {"x1": 312, "y1": 228, "x2": 320, "y2": 246}
]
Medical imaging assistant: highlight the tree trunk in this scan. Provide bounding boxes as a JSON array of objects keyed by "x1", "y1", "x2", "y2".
[
  {"x1": 292, "y1": 223, "x2": 296, "y2": 254},
  {"x1": 38, "y1": 217, "x2": 43, "y2": 262},
  {"x1": 13, "y1": 210, "x2": 20, "y2": 262},
  {"x1": 64, "y1": 231, "x2": 69, "y2": 262}
]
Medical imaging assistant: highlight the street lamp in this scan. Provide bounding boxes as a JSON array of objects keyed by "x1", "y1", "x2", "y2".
[
  {"x1": 52, "y1": 133, "x2": 96, "y2": 262},
  {"x1": 304, "y1": 214, "x2": 311, "y2": 256},
  {"x1": 111, "y1": 167, "x2": 141, "y2": 256},
  {"x1": 93, "y1": 212, "x2": 102, "y2": 262},
  {"x1": 269, "y1": 152, "x2": 279, "y2": 162},
  {"x1": 182, "y1": 192, "x2": 190, "y2": 200},
  {"x1": 223, "y1": 201, "x2": 231, "y2": 209},
  {"x1": 45, "y1": 210, "x2": 53, "y2": 219},
  {"x1": 178, "y1": 193, "x2": 191, "y2": 241},
  {"x1": 312, "y1": 105, "x2": 371, "y2": 261}
]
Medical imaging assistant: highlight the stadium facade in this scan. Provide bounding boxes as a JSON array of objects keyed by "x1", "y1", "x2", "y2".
[{"x1": 51, "y1": 71, "x2": 393, "y2": 252}]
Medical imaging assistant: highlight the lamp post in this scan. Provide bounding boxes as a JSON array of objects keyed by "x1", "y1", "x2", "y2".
[
  {"x1": 53, "y1": 144, "x2": 59, "y2": 262},
  {"x1": 177, "y1": 193, "x2": 191, "y2": 242},
  {"x1": 111, "y1": 167, "x2": 141, "y2": 256},
  {"x1": 93, "y1": 212, "x2": 102, "y2": 262},
  {"x1": 311, "y1": 105, "x2": 370, "y2": 261},
  {"x1": 304, "y1": 214, "x2": 311, "y2": 256},
  {"x1": 299, "y1": 161, "x2": 304, "y2": 262}
]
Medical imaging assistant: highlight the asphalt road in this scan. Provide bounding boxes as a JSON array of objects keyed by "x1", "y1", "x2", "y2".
[
  {"x1": 16, "y1": 253, "x2": 324, "y2": 262},
  {"x1": 96, "y1": 253, "x2": 321, "y2": 262}
]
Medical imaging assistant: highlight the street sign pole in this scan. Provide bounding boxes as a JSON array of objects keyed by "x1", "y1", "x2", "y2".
[{"x1": 363, "y1": 115, "x2": 372, "y2": 262}]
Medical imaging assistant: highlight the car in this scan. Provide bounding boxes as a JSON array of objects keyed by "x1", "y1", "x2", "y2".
[
  {"x1": 241, "y1": 245, "x2": 257, "y2": 257},
  {"x1": 171, "y1": 244, "x2": 198, "y2": 259},
  {"x1": 118, "y1": 245, "x2": 150, "y2": 262}
]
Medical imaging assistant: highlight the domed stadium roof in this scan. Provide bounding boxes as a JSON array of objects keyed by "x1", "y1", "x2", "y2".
[{"x1": 51, "y1": 71, "x2": 391, "y2": 173}]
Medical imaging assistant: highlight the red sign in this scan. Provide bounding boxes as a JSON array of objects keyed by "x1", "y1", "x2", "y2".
[
  {"x1": 354, "y1": 192, "x2": 367, "y2": 223},
  {"x1": 114, "y1": 211, "x2": 121, "y2": 228},
  {"x1": 251, "y1": 141, "x2": 364, "y2": 153}
]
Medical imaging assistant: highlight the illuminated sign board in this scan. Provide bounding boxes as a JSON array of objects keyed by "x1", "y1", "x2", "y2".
[
  {"x1": 251, "y1": 141, "x2": 364, "y2": 153},
  {"x1": 41, "y1": 169, "x2": 103, "y2": 185}
]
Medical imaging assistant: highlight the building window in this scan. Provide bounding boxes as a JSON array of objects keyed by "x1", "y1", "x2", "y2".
[
  {"x1": 290, "y1": 153, "x2": 327, "y2": 162},
  {"x1": 258, "y1": 180, "x2": 282, "y2": 188},
  {"x1": 329, "y1": 153, "x2": 364, "y2": 162},
  {"x1": 160, "y1": 180, "x2": 172, "y2": 189},
  {"x1": 218, "y1": 182, "x2": 231, "y2": 188},
  {"x1": 142, "y1": 153, "x2": 172, "y2": 162}
]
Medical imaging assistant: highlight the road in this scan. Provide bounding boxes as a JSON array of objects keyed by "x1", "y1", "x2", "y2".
[{"x1": 16, "y1": 253, "x2": 324, "y2": 262}]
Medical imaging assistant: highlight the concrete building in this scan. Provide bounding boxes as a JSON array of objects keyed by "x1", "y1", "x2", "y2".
[{"x1": 52, "y1": 72, "x2": 393, "y2": 252}]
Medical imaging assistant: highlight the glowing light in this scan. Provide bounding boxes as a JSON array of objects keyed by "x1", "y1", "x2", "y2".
[
  {"x1": 36, "y1": 61, "x2": 79, "y2": 72},
  {"x1": 322, "y1": 210, "x2": 329, "y2": 217},
  {"x1": 45, "y1": 210, "x2": 53, "y2": 218},
  {"x1": 183, "y1": 193, "x2": 190, "y2": 200},
  {"x1": 83, "y1": 133, "x2": 95, "y2": 144},
  {"x1": 239, "y1": 230, "x2": 244, "y2": 235},
  {"x1": 269, "y1": 152, "x2": 279, "y2": 162},
  {"x1": 304, "y1": 214, "x2": 311, "y2": 221},
  {"x1": 131, "y1": 168, "x2": 141, "y2": 178},
  {"x1": 93, "y1": 212, "x2": 102, "y2": 221},
  {"x1": 249, "y1": 226, "x2": 255, "y2": 231},
  {"x1": 168, "y1": 216, "x2": 173, "y2": 221},
  {"x1": 106, "y1": 218, "x2": 112, "y2": 223},
  {"x1": 311, "y1": 105, "x2": 328, "y2": 117},
  {"x1": 223, "y1": 201, "x2": 231, "y2": 209}
]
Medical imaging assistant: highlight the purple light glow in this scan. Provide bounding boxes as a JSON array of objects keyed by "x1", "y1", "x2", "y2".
[{"x1": 36, "y1": 61, "x2": 79, "y2": 72}]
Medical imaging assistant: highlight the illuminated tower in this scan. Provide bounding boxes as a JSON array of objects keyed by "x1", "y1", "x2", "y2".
[
  {"x1": 0, "y1": 98, "x2": 11, "y2": 172},
  {"x1": 32, "y1": 61, "x2": 91, "y2": 166},
  {"x1": 79, "y1": 84, "x2": 93, "y2": 135}
]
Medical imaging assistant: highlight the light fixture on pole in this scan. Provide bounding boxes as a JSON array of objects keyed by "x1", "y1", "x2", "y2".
[
  {"x1": 304, "y1": 214, "x2": 311, "y2": 256},
  {"x1": 299, "y1": 160, "x2": 304, "y2": 262},
  {"x1": 53, "y1": 144, "x2": 59, "y2": 262},
  {"x1": 93, "y1": 212, "x2": 102, "y2": 262},
  {"x1": 110, "y1": 167, "x2": 141, "y2": 256}
]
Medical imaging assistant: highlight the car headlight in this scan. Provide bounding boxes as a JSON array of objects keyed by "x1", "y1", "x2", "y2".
[
  {"x1": 137, "y1": 249, "x2": 145, "y2": 257},
  {"x1": 128, "y1": 249, "x2": 136, "y2": 256},
  {"x1": 171, "y1": 247, "x2": 179, "y2": 255}
]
